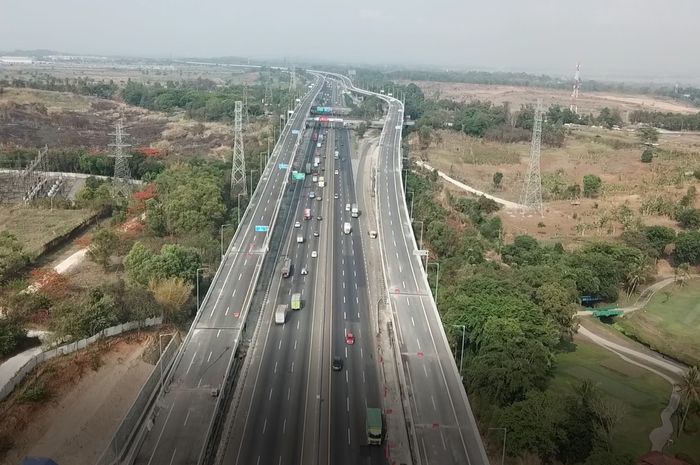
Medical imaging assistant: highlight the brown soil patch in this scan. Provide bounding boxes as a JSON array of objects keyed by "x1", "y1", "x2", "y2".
[
  {"x1": 0, "y1": 331, "x2": 160, "y2": 465},
  {"x1": 397, "y1": 80, "x2": 700, "y2": 117}
]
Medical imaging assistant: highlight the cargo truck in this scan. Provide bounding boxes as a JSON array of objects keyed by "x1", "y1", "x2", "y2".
[
  {"x1": 275, "y1": 304, "x2": 289, "y2": 324},
  {"x1": 291, "y1": 293, "x2": 302, "y2": 310},
  {"x1": 305, "y1": 162, "x2": 311, "y2": 174},
  {"x1": 343, "y1": 222, "x2": 352, "y2": 234},
  {"x1": 351, "y1": 203, "x2": 359, "y2": 218},
  {"x1": 304, "y1": 208, "x2": 311, "y2": 220},
  {"x1": 282, "y1": 258, "x2": 291, "y2": 278},
  {"x1": 366, "y1": 408, "x2": 383, "y2": 445},
  {"x1": 318, "y1": 176, "x2": 325, "y2": 188}
]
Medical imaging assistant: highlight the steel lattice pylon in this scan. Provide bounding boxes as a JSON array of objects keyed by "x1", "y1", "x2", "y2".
[
  {"x1": 230, "y1": 101, "x2": 246, "y2": 195},
  {"x1": 109, "y1": 121, "x2": 132, "y2": 197},
  {"x1": 520, "y1": 100, "x2": 543, "y2": 213}
]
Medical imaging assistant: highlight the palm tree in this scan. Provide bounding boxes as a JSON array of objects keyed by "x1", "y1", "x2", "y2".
[
  {"x1": 675, "y1": 366, "x2": 700, "y2": 437},
  {"x1": 626, "y1": 254, "x2": 651, "y2": 298}
]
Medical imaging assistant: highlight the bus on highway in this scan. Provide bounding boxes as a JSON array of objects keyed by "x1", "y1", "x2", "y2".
[{"x1": 282, "y1": 258, "x2": 291, "y2": 278}]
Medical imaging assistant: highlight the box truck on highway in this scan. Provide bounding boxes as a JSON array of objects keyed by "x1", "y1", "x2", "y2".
[
  {"x1": 304, "y1": 208, "x2": 311, "y2": 220},
  {"x1": 291, "y1": 293, "x2": 302, "y2": 310},
  {"x1": 351, "y1": 203, "x2": 359, "y2": 218},
  {"x1": 318, "y1": 176, "x2": 325, "y2": 188},
  {"x1": 275, "y1": 304, "x2": 289, "y2": 324},
  {"x1": 305, "y1": 162, "x2": 311, "y2": 174},
  {"x1": 366, "y1": 408, "x2": 383, "y2": 445},
  {"x1": 282, "y1": 258, "x2": 291, "y2": 278},
  {"x1": 343, "y1": 222, "x2": 352, "y2": 234}
]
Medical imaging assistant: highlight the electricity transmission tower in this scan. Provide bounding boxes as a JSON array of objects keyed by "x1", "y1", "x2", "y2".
[
  {"x1": 570, "y1": 63, "x2": 581, "y2": 114},
  {"x1": 520, "y1": 100, "x2": 543, "y2": 213},
  {"x1": 288, "y1": 67, "x2": 296, "y2": 100},
  {"x1": 109, "y1": 121, "x2": 132, "y2": 197},
  {"x1": 230, "y1": 101, "x2": 246, "y2": 195}
]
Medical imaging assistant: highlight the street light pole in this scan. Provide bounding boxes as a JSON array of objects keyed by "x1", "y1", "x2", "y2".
[
  {"x1": 488, "y1": 427, "x2": 507, "y2": 465},
  {"x1": 220, "y1": 223, "x2": 232, "y2": 258},
  {"x1": 250, "y1": 169, "x2": 258, "y2": 198},
  {"x1": 196, "y1": 267, "x2": 207, "y2": 313},
  {"x1": 237, "y1": 193, "x2": 244, "y2": 227},
  {"x1": 427, "y1": 261, "x2": 440, "y2": 305},
  {"x1": 407, "y1": 190, "x2": 415, "y2": 221},
  {"x1": 451, "y1": 324, "x2": 466, "y2": 375}
]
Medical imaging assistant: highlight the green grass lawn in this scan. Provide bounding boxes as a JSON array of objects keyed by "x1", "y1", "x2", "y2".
[
  {"x1": 0, "y1": 206, "x2": 95, "y2": 258},
  {"x1": 616, "y1": 280, "x2": 700, "y2": 367},
  {"x1": 551, "y1": 338, "x2": 675, "y2": 459}
]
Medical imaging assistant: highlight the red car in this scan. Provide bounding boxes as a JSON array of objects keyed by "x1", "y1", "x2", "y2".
[{"x1": 345, "y1": 332, "x2": 355, "y2": 345}]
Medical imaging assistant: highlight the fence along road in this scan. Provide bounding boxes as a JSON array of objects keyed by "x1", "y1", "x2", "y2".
[{"x1": 128, "y1": 77, "x2": 324, "y2": 465}]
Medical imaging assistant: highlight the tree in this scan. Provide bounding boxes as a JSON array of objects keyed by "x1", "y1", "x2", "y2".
[
  {"x1": 0, "y1": 318, "x2": 27, "y2": 357},
  {"x1": 87, "y1": 227, "x2": 118, "y2": 269},
  {"x1": 499, "y1": 390, "x2": 566, "y2": 461},
  {"x1": 145, "y1": 198, "x2": 167, "y2": 236},
  {"x1": 418, "y1": 125, "x2": 432, "y2": 149},
  {"x1": 124, "y1": 241, "x2": 157, "y2": 285},
  {"x1": 0, "y1": 232, "x2": 29, "y2": 281},
  {"x1": 675, "y1": 366, "x2": 700, "y2": 437},
  {"x1": 640, "y1": 148, "x2": 653, "y2": 163},
  {"x1": 643, "y1": 226, "x2": 676, "y2": 256},
  {"x1": 533, "y1": 282, "x2": 578, "y2": 339},
  {"x1": 624, "y1": 253, "x2": 653, "y2": 297},
  {"x1": 637, "y1": 126, "x2": 659, "y2": 144},
  {"x1": 149, "y1": 277, "x2": 193, "y2": 323},
  {"x1": 673, "y1": 231, "x2": 700, "y2": 264},
  {"x1": 492, "y1": 172, "x2": 503, "y2": 189},
  {"x1": 356, "y1": 121, "x2": 368, "y2": 137},
  {"x1": 676, "y1": 208, "x2": 700, "y2": 229},
  {"x1": 52, "y1": 288, "x2": 119, "y2": 339},
  {"x1": 583, "y1": 175, "x2": 602, "y2": 198},
  {"x1": 597, "y1": 107, "x2": 623, "y2": 129}
]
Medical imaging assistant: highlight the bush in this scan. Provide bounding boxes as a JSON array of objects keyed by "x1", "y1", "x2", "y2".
[
  {"x1": 19, "y1": 380, "x2": 48, "y2": 403},
  {"x1": 640, "y1": 148, "x2": 654, "y2": 163},
  {"x1": 582, "y1": 175, "x2": 602, "y2": 198}
]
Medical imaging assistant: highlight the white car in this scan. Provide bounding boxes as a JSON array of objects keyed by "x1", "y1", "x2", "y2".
[
  {"x1": 294, "y1": 221, "x2": 301, "y2": 228},
  {"x1": 301, "y1": 267, "x2": 308, "y2": 275},
  {"x1": 311, "y1": 251, "x2": 318, "y2": 258},
  {"x1": 334, "y1": 169, "x2": 339, "y2": 175},
  {"x1": 334, "y1": 193, "x2": 339, "y2": 199},
  {"x1": 309, "y1": 192, "x2": 316, "y2": 199}
]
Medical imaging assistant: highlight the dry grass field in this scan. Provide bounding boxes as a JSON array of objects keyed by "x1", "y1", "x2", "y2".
[
  {"x1": 398, "y1": 80, "x2": 699, "y2": 117},
  {"x1": 411, "y1": 127, "x2": 700, "y2": 245}
]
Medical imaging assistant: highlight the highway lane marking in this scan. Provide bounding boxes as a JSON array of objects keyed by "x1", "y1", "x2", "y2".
[
  {"x1": 278, "y1": 340, "x2": 282, "y2": 350},
  {"x1": 356, "y1": 297, "x2": 359, "y2": 304},
  {"x1": 183, "y1": 410, "x2": 191, "y2": 426},
  {"x1": 343, "y1": 296, "x2": 346, "y2": 303},
  {"x1": 399, "y1": 265, "x2": 403, "y2": 273},
  {"x1": 210, "y1": 306, "x2": 216, "y2": 318},
  {"x1": 345, "y1": 346, "x2": 348, "y2": 358},
  {"x1": 168, "y1": 449, "x2": 177, "y2": 465},
  {"x1": 406, "y1": 297, "x2": 410, "y2": 305},
  {"x1": 403, "y1": 281, "x2": 407, "y2": 288},
  {"x1": 345, "y1": 371, "x2": 349, "y2": 384},
  {"x1": 145, "y1": 402, "x2": 175, "y2": 465},
  {"x1": 347, "y1": 427, "x2": 351, "y2": 445},
  {"x1": 360, "y1": 347, "x2": 363, "y2": 358},
  {"x1": 353, "y1": 271, "x2": 357, "y2": 278},
  {"x1": 417, "y1": 338, "x2": 422, "y2": 350},
  {"x1": 283, "y1": 418, "x2": 287, "y2": 434},
  {"x1": 262, "y1": 418, "x2": 268, "y2": 434},
  {"x1": 424, "y1": 365, "x2": 429, "y2": 377},
  {"x1": 357, "y1": 312, "x2": 360, "y2": 319},
  {"x1": 343, "y1": 282, "x2": 345, "y2": 289},
  {"x1": 411, "y1": 316, "x2": 415, "y2": 326},
  {"x1": 238, "y1": 273, "x2": 243, "y2": 280},
  {"x1": 431, "y1": 395, "x2": 437, "y2": 411},
  {"x1": 291, "y1": 361, "x2": 294, "y2": 373},
  {"x1": 344, "y1": 311, "x2": 347, "y2": 320},
  {"x1": 342, "y1": 270, "x2": 345, "y2": 276},
  {"x1": 232, "y1": 288, "x2": 237, "y2": 297},
  {"x1": 216, "y1": 329, "x2": 221, "y2": 338},
  {"x1": 244, "y1": 259, "x2": 248, "y2": 266},
  {"x1": 297, "y1": 321, "x2": 300, "y2": 330},
  {"x1": 346, "y1": 397, "x2": 350, "y2": 412},
  {"x1": 354, "y1": 282, "x2": 357, "y2": 289},
  {"x1": 287, "y1": 387, "x2": 291, "y2": 400},
  {"x1": 185, "y1": 351, "x2": 198, "y2": 375},
  {"x1": 269, "y1": 388, "x2": 273, "y2": 400},
  {"x1": 274, "y1": 361, "x2": 278, "y2": 373},
  {"x1": 440, "y1": 429, "x2": 448, "y2": 450},
  {"x1": 294, "y1": 339, "x2": 297, "y2": 350},
  {"x1": 396, "y1": 252, "x2": 399, "y2": 259},
  {"x1": 207, "y1": 351, "x2": 212, "y2": 362}
]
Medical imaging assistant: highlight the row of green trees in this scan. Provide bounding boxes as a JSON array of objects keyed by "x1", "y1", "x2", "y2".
[
  {"x1": 0, "y1": 74, "x2": 118, "y2": 99},
  {"x1": 405, "y1": 166, "x2": 681, "y2": 463},
  {"x1": 630, "y1": 110, "x2": 700, "y2": 131}
]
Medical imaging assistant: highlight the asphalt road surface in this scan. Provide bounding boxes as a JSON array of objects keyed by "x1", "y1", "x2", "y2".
[{"x1": 131, "y1": 77, "x2": 324, "y2": 465}]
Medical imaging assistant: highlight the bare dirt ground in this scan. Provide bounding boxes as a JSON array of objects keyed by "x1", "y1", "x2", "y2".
[
  {"x1": 0, "y1": 332, "x2": 159, "y2": 465},
  {"x1": 397, "y1": 80, "x2": 699, "y2": 116},
  {"x1": 412, "y1": 127, "x2": 700, "y2": 245}
]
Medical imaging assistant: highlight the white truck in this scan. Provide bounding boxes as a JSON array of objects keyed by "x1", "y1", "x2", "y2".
[
  {"x1": 351, "y1": 203, "x2": 359, "y2": 218},
  {"x1": 318, "y1": 176, "x2": 325, "y2": 188},
  {"x1": 343, "y1": 222, "x2": 352, "y2": 235},
  {"x1": 297, "y1": 235, "x2": 304, "y2": 244},
  {"x1": 275, "y1": 304, "x2": 289, "y2": 324}
]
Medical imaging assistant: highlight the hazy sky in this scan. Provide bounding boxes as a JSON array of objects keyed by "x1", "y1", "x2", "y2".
[{"x1": 1, "y1": 0, "x2": 698, "y2": 80}]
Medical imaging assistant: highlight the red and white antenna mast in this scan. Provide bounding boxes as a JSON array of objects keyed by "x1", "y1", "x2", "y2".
[{"x1": 570, "y1": 62, "x2": 581, "y2": 114}]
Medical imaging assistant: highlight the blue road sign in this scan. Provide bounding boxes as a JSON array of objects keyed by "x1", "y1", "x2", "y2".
[
  {"x1": 255, "y1": 225, "x2": 269, "y2": 232},
  {"x1": 278, "y1": 163, "x2": 289, "y2": 170}
]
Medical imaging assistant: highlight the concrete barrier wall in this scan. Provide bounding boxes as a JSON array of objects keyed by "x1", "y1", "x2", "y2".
[
  {"x1": 0, "y1": 317, "x2": 163, "y2": 403},
  {"x1": 95, "y1": 332, "x2": 181, "y2": 465}
]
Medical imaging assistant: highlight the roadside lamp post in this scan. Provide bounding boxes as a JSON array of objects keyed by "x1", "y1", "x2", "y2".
[
  {"x1": 488, "y1": 427, "x2": 507, "y2": 465},
  {"x1": 427, "y1": 261, "x2": 440, "y2": 306},
  {"x1": 237, "y1": 193, "x2": 245, "y2": 227},
  {"x1": 412, "y1": 219, "x2": 426, "y2": 269},
  {"x1": 451, "y1": 324, "x2": 466, "y2": 376},
  {"x1": 220, "y1": 223, "x2": 232, "y2": 258},
  {"x1": 196, "y1": 267, "x2": 207, "y2": 313},
  {"x1": 407, "y1": 190, "x2": 415, "y2": 221},
  {"x1": 249, "y1": 169, "x2": 258, "y2": 198},
  {"x1": 158, "y1": 332, "x2": 175, "y2": 394}
]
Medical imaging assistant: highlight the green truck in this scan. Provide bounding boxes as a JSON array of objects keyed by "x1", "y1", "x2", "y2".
[
  {"x1": 291, "y1": 293, "x2": 302, "y2": 310},
  {"x1": 366, "y1": 407, "x2": 382, "y2": 445}
]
